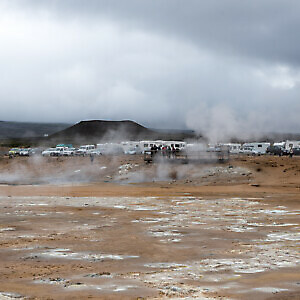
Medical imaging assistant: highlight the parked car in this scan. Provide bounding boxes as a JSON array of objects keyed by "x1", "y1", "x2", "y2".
[
  {"x1": 50, "y1": 147, "x2": 65, "y2": 156},
  {"x1": 56, "y1": 144, "x2": 73, "y2": 149},
  {"x1": 292, "y1": 147, "x2": 300, "y2": 155},
  {"x1": 75, "y1": 145, "x2": 95, "y2": 156},
  {"x1": 42, "y1": 148, "x2": 57, "y2": 156},
  {"x1": 266, "y1": 145, "x2": 284, "y2": 156},
  {"x1": 239, "y1": 146, "x2": 255, "y2": 155},
  {"x1": 62, "y1": 148, "x2": 76, "y2": 156},
  {"x1": 90, "y1": 149, "x2": 102, "y2": 156},
  {"x1": 8, "y1": 148, "x2": 20, "y2": 156},
  {"x1": 19, "y1": 148, "x2": 32, "y2": 156}
]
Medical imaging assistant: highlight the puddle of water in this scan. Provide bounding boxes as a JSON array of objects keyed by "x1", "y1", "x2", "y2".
[
  {"x1": 31, "y1": 249, "x2": 139, "y2": 262},
  {"x1": 0, "y1": 228, "x2": 15, "y2": 232},
  {"x1": 160, "y1": 238, "x2": 181, "y2": 243},
  {"x1": 266, "y1": 232, "x2": 300, "y2": 241},
  {"x1": 34, "y1": 277, "x2": 140, "y2": 294},
  {"x1": 113, "y1": 205, "x2": 127, "y2": 209},
  {"x1": 252, "y1": 287, "x2": 289, "y2": 293},
  {"x1": 144, "y1": 263, "x2": 187, "y2": 269},
  {"x1": 150, "y1": 231, "x2": 183, "y2": 237},
  {"x1": 17, "y1": 235, "x2": 37, "y2": 238},
  {"x1": 0, "y1": 292, "x2": 24, "y2": 299},
  {"x1": 133, "y1": 207, "x2": 158, "y2": 211},
  {"x1": 84, "y1": 273, "x2": 113, "y2": 278},
  {"x1": 226, "y1": 225, "x2": 256, "y2": 232}
]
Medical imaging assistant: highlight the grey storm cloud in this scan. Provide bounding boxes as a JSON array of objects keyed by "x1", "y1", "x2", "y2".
[
  {"x1": 14, "y1": 0, "x2": 300, "y2": 66},
  {"x1": 0, "y1": 0, "x2": 300, "y2": 139}
]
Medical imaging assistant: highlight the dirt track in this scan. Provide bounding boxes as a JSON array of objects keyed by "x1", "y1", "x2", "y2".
[{"x1": 0, "y1": 155, "x2": 299, "y2": 299}]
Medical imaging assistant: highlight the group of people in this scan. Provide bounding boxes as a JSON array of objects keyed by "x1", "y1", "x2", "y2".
[{"x1": 150, "y1": 145, "x2": 177, "y2": 159}]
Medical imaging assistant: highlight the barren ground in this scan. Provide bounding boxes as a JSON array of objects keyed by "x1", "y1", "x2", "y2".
[{"x1": 0, "y1": 154, "x2": 299, "y2": 299}]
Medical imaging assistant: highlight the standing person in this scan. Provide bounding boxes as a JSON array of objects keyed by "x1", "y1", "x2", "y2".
[
  {"x1": 162, "y1": 146, "x2": 166, "y2": 158},
  {"x1": 150, "y1": 146, "x2": 155, "y2": 158},
  {"x1": 171, "y1": 145, "x2": 176, "y2": 159},
  {"x1": 167, "y1": 146, "x2": 171, "y2": 159},
  {"x1": 289, "y1": 147, "x2": 294, "y2": 158},
  {"x1": 90, "y1": 153, "x2": 94, "y2": 164}
]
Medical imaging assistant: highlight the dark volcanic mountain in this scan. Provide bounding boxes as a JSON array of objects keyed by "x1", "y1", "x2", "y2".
[
  {"x1": 0, "y1": 120, "x2": 197, "y2": 146},
  {"x1": 49, "y1": 120, "x2": 161, "y2": 144}
]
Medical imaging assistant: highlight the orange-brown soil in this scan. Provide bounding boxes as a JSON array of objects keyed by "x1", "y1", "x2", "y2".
[{"x1": 0, "y1": 155, "x2": 299, "y2": 299}]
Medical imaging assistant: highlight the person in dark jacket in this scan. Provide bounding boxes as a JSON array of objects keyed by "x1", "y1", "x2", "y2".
[{"x1": 90, "y1": 153, "x2": 94, "y2": 163}]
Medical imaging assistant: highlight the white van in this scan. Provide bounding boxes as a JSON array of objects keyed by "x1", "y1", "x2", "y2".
[
  {"x1": 76, "y1": 145, "x2": 95, "y2": 156},
  {"x1": 139, "y1": 141, "x2": 163, "y2": 153},
  {"x1": 241, "y1": 142, "x2": 270, "y2": 155},
  {"x1": 163, "y1": 141, "x2": 186, "y2": 151},
  {"x1": 285, "y1": 140, "x2": 300, "y2": 150}
]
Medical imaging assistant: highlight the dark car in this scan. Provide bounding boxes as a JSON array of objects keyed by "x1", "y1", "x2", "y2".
[
  {"x1": 266, "y1": 145, "x2": 284, "y2": 156},
  {"x1": 292, "y1": 147, "x2": 300, "y2": 155}
]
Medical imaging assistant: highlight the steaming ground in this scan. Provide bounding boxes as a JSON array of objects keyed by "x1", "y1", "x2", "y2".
[
  {"x1": 0, "y1": 155, "x2": 250, "y2": 186},
  {"x1": 0, "y1": 155, "x2": 299, "y2": 299}
]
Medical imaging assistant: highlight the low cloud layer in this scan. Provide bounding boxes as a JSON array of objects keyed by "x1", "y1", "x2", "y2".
[{"x1": 0, "y1": 1, "x2": 299, "y2": 139}]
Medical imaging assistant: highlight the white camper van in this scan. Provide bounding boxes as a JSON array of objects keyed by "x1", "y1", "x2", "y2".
[
  {"x1": 285, "y1": 140, "x2": 300, "y2": 150},
  {"x1": 241, "y1": 142, "x2": 270, "y2": 155},
  {"x1": 274, "y1": 142, "x2": 286, "y2": 148},
  {"x1": 222, "y1": 143, "x2": 241, "y2": 154},
  {"x1": 163, "y1": 141, "x2": 186, "y2": 151},
  {"x1": 139, "y1": 141, "x2": 163, "y2": 153}
]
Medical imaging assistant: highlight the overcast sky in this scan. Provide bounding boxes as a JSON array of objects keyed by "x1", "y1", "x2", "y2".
[{"x1": 1, "y1": 0, "x2": 299, "y2": 138}]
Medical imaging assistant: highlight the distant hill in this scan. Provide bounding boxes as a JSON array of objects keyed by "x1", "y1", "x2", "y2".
[
  {"x1": 0, "y1": 121, "x2": 70, "y2": 139},
  {"x1": 49, "y1": 120, "x2": 196, "y2": 144},
  {"x1": 1, "y1": 120, "x2": 298, "y2": 147}
]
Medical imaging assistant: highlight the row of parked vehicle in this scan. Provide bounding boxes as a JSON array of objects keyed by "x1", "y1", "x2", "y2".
[
  {"x1": 42, "y1": 145, "x2": 101, "y2": 156},
  {"x1": 8, "y1": 141, "x2": 187, "y2": 158},
  {"x1": 8, "y1": 148, "x2": 41, "y2": 156},
  {"x1": 41, "y1": 141, "x2": 186, "y2": 157},
  {"x1": 7, "y1": 140, "x2": 300, "y2": 158},
  {"x1": 8, "y1": 145, "x2": 100, "y2": 157},
  {"x1": 266, "y1": 145, "x2": 300, "y2": 156},
  {"x1": 209, "y1": 141, "x2": 300, "y2": 156}
]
